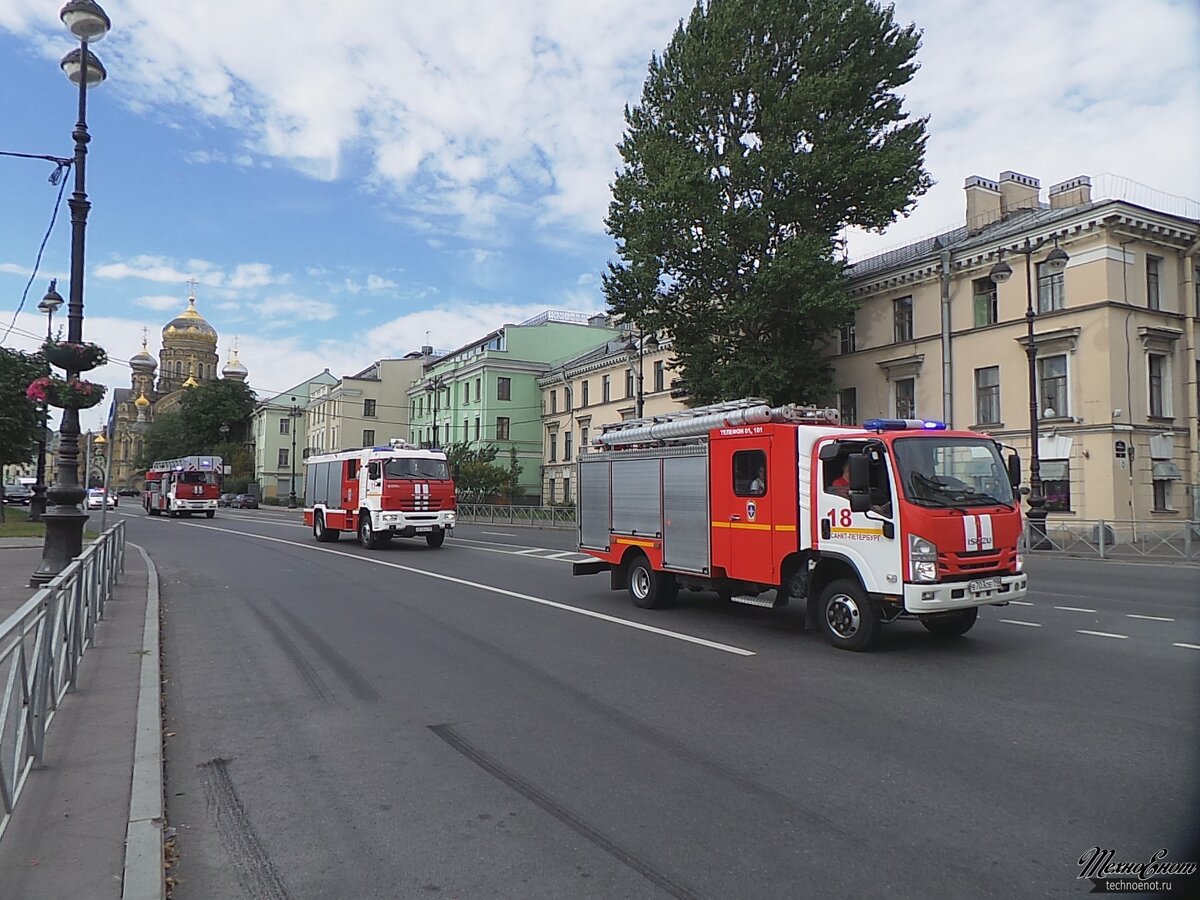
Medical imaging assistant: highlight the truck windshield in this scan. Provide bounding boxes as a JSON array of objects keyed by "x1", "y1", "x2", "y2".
[
  {"x1": 892, "y1": 437, "x2": 1014, "y2": 509},
  {"x1": 384, "y1": 457, "x2": 450, "y2": 480}
]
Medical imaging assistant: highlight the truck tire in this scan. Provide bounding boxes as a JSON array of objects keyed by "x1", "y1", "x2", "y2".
[
  {"x1": 627, "y1": 555, "x2": 676, "y2": 609},
  {"x1": 313, "y1": 512, "x2": 339, "y2": 543},
  {"x1": 358, "y1": 513, "x2": 385, "y2": 550},
  {"x1": 206, "y1": 511, "x2": 215, "y2": 519},
  {"x1": 425, "y1": 530, "x2": 446, "y2": 548},
  {"x1": 818, "y1": 578, "x2": 880, "y2": 651},
  {"x1": 920, "y1": 607, "x2": 978, "y2": 637}
]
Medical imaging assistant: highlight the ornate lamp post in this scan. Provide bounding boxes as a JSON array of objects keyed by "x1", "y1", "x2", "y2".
[
  {"x1": 426, "y1": 375, "x2": 444, "y2": 447},
  {"x1": 988, "y1": 237, "x2": 1069, "y2": 551},
  {"x1": 31, "y1": 0, "x2": 111, "y2": 588},
  {"x1": 624, "y1": 330, "x2": 660, "y2": 418},
  {"x1": 288, "y1": 398, "x2": 303, "y2": 508},
  {"x1": 29, "y1": 281, "x2": 64, "y2": 521}
]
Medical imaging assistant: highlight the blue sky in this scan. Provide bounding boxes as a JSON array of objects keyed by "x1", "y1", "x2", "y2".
[{"x1": 1, "y1": 0, "x2": 1198, "y2": 434}]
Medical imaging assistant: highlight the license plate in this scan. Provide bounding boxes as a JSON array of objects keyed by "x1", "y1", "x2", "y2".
[
  {"x1": 415, "y1": 526, "x2": 433, "y2": 533},
  {"x1": 969, "y1": 577, "x2": 1000, "y2": 593}
]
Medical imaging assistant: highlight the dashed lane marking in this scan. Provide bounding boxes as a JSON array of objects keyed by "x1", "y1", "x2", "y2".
[
  {"x1": 999, "y1": 619, "x2": 1042, "y2": 627},
  {"x1": 1077, "y1": 630, "x2": 1128, "y2": 640},
  {"x1": 1009, "y1": 600, "x2": 1034, "y2": 606},
  {"x1": 1125, "y1": 614, "x2": 1175, "y2": 622},
  {"x1": 1174, "y1": 643, "x2": 1200, "y2": 651},
  {"x1": 1054, "y1": 606, "x2": 1097, "y2": 613}
]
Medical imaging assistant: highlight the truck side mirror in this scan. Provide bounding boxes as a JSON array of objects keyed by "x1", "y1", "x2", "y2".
[
  {"x1": 848, "y1": 454, "x2": 871, "y2": 513},
  {"x1": 1007, "y1": 453, "x2": 1021, "y2": 489}
]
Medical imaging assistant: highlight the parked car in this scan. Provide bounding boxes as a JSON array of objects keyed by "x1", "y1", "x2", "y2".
[
  {"x1": 3, "y1": 484, "x2": 34, "y2": 505},
  {"x1": 231, "y1": 493, "x2": 259, "y2": 509},
  {"x1": 218, "y1": 492, "x2": 237, "y2": 507},
  {"x1": 118, "y1": 488, "x2": 141, "y2": 497},
  {"x1": 86, "y1": 488, "x2": 116, "y2": 510}
]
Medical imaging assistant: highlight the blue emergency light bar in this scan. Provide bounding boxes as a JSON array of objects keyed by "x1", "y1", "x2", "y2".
[{"x1": 862, "y1": 418, "x2": 948, "y2": 432}]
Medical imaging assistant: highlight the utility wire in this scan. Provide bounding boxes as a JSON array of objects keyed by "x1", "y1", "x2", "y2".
[{"x1": 0, "y1": 157, "x2": 71, "y2": 343}]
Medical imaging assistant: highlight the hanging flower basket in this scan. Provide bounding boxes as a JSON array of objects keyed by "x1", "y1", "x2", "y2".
[
  {"x1": 26, "y1": 375, "x2": 107, "y2": 410},
  {"x1": 42, "y1": 339, "x2": 108, "y2": 372}
]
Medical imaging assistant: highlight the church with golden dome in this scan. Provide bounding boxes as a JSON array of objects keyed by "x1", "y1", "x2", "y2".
[{"x1": 104, "y1": 283, "x2": 250, "y2": 491}]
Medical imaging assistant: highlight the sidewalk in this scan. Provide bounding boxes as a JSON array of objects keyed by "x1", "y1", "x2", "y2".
[{"x1": 0, "y1": 537, "x2": 163, "y2": 900}]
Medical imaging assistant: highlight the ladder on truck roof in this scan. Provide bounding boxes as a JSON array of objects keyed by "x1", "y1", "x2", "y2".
[{"x1": 595, "y1": 398, "x2": 840, "y2": 448}]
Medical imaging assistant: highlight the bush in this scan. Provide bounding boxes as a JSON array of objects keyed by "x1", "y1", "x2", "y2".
[{"x1": 262, "y1": 495, "x2": 282, "y2": 506}]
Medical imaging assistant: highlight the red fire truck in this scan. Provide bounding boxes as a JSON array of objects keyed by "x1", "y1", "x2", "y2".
[
  {"x1": 573, "y1": 399, "x2": 1027, "y2": 651},
  {"x1": 144, "y1": 455, "x2": 223, "y2": 518},
  {"x1": 303, "y1": 440, "x2": 456, "y2": 548}
]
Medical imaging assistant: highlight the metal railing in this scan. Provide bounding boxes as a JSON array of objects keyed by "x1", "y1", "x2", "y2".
[
  {"x1": 1027, "y1": 519, "x2": 1200, "y2": 561},
  {"x1": 0, "y1": 521, "x2": 126, "y2": 841},
  {"x1": 455, "y1": 503, "x2": 578, "y2": 527}
]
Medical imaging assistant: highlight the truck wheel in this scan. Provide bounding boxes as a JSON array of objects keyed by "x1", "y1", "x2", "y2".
[
  {"x1": 206, "y1": 511, "x2": 215, "y2": 519},
  {"x1": 921, "y1": 607, "x2": 978, "y2": 637},
  {"x1": 358, "y1": 514, "x2": 384, "y2": 550},
  {"x1": 818, "y1": 578, "x2": 880, "y2": 651},
  {"x1": 425, "y1": 530, "x2": 446, "y2": 548},
  {"x1": 627, "y1": 555, "x2": 676, "y2": 609},
  {"x1": 313, "y1": 513, "x2": 340, "y2": 543}
]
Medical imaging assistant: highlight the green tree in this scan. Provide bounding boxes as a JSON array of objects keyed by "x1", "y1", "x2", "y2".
[
  {"x1": 604, "y1": 0, "x2": 931, "y2": 405},
  {"x1": 0, "y1": 347, "x2": 48, "y2": 520},
  {"x1": 443, "y1": 442, "x2": 510, "y2": 501},
  {"x1": 136, "y1": 380, "x2": 257, "y2": 468}
]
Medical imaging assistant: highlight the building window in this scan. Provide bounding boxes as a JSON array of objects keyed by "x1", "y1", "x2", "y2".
[
  {"x1": 463, "y1": 382, "x2": 470, "y2": 404},
  {"x1": 497, "y1": 377, "x2": 511, "y2": 401},
  {"x1": 894, "y1": 378, "x2": 915, "y2": 419},
  {"x1": 548, "y1": 432, "x2": 557, "y2": 462},
  {"x1": 496, "y1": 417, "x2": 510, "y2": 441},
  {"x1": 972, "y1": 277, "x2": 998, "y2": 327},
  {"x1": 625, "y1": 369, "x2": 634, "y2": 399},
  {"x1": 564, "y1": 475, "x2": 572, "y2": 504},
  {"x1": 474, "y1": 418, "x2": 480, "y2": 440},
  {"x1": 564, "y1": 431, "x2": 573, "y2": 461},
  {"x1": 1037, "y1": 355, "x2": 1068, "y2": 418},
  {"x1": 653, "y1": 360, "x2": 665, "y2": 392},
  {"x1": 580, "y1": 425, "x2": 589, "y2": 452},
  {"x1": 550, "y1": 389, "x2": 557, "y2": 414},
  {"x1": 279, "y1": 417, "x2": 290, "y2": 435},
  {"x1": 1037, "y1": 263, "x2": 1065, "y2": 312},
  {"x1": 974, "y1": 366, "x2": 1001, "y2": 425},
  {"x1": 277, "y1": 448, "x2": 289, "y2": 468},
  {"x1": 1146, "y1": 255, "x2": 1161, "y2": 310},
  {"x1": 363, "y1": 429, "x2": 375, "y2": 446},
  {"x1": 1041, "y1": 460, "x2": 1071, "y2": 512},
  {"x1": 1148, "y1": 353, "x2": 1172, "y2": 418},
  {"x1": 581, "y1": 379, "x2": 589, "y2": 407},
  {"x1": 475, "y1": 378, "x2": 481, "y2": 402},
  {"x1": 363, "y1": 398, "x2": 376, "y2": 417},
  {"x1": 548, "y1": 477, "x2": 557, "y2": 503},
  {"x1": 1195, "y1": 267, "x2": 1200, "y2": 317},
  {"x1": 602, "y1": 374, "x2": 611, "y2": 403},
  {"x1": 565, "y1": 386, "x2": 573, "y2": 413},
  {"x1": 1153, "y1": 479, "x2": 1172, "y2": 512},
  {"x1": 893, "y1": 296, "x2": 913, "y2": 343},
  {"x1": 839, "y1": 316, "x2": 856, "y2": 354},
  {"x1": 838, "y1": 388, "x2": 857, "y2": 426}
]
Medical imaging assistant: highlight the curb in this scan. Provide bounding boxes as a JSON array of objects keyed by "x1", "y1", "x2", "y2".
[{"x1": 122, "y1": 544, "x2": 165, "y2": 900}]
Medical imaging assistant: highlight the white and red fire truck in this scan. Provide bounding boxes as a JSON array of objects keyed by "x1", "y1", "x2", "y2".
[
  {"x1": 303, "y1": 440, "x2": 456, "y2": 549},
  {"x1": 143, "y1": 455, "x2": 223, "y2": 518},
  {"x1": 573, "y1": 399, "x2": 1028, "y2": 651}
]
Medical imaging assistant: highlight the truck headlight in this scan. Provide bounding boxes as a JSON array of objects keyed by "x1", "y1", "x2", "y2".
[{"x1": 909, "y1": 534, "x2": 938, "y2": 583}]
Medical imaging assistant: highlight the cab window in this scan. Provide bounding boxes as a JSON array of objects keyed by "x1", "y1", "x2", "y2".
[{"x1": 733, "y1": 450, "x2": 767, "y2": 496}]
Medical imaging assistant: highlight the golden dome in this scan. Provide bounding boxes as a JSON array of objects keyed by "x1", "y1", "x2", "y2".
[
  {"x1": 183, "y1": 374, "x2": 199, "y2": 388},
  {"x1": 163, "y1": 287, "x2": 217, "y2": 346},
  {"x1": 134, "y1": 392, "x2": 150, "y2": 408}
]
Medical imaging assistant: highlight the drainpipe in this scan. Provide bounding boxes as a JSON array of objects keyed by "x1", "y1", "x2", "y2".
[
  {"x1": 1183, "y1": 238, "x2": 1200, "y2": 520},
  {"x1": 940, "y1": 249, "x2": 954, "y2": 425}
]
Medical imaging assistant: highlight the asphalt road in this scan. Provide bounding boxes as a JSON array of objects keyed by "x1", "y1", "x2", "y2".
[{"x1": 111, "y1": 507, "x2": 1199, "y2": 899}]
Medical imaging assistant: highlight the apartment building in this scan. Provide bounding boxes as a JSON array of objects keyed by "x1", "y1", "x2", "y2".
[
  {"x1": 407, "y1": 311, "x2": 623, "y2": 501},
  {"x1": 250, "y1": 369, "x2": 338, "y2": 499},
  {"x1": 831, "y1": 172, "x2": 1199, "y2": 522},
  {"x1": 538, "y1": 331, "x2": 681, "y2": 504}
]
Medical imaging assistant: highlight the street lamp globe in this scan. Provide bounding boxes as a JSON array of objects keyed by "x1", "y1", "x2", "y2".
[
  {"x1": 989, "y1": 258, "x2": 1013, "y2": 284},
  {"x1": 59, "y1": 47, "x2": 107, "y2": 86},
  {"x1": 38, "y1": 282, "x2": 65, "y2": 318},
  {"x1": 60, "y1": 0, "x2": 111, "y2": 41},
  {"x1": 1042, "y1": 245, "x2": 1070, "y2": 274}
]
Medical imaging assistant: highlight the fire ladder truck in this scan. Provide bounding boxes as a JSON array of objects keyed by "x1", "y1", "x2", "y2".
[
  {"x1": 143, "y1": 455, "x2": 223, "y2": 518},
  {"x1": 572, "y1": 399, "x2": 1028, "y2": 651}
]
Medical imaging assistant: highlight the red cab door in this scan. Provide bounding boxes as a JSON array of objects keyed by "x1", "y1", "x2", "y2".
[{"x1": 709, "y1": 430, "x2": 774, "y2": 583}]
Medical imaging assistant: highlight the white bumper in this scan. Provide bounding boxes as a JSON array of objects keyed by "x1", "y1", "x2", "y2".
[
  {"x1": 903, "y1": 573, "x2": 1027, "y2": 613},
  {"x1": 374, "y1": 510, "x2": 456, "y2": 532}
]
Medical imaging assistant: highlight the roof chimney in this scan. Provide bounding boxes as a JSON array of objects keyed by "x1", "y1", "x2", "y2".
[
  {"x1": 999, "y1": 171, "x2": 1040, "y2": 216},
  {"x1": 965, "y1": 176, "x2": 1001, "y2": 234},
  {"x1": 1049, "y1": 175, "x2": 1092, "y2": 209}
]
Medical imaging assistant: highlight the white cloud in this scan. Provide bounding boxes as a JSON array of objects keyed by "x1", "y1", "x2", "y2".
[
  {"x1": 365, "y1": 274, "x2": 397, "y2": 291},
  {"x1": 256, "y1": 294, "x2": 338, "y2": 321},
  {"x1": 135, "y1": 295, "x2": 185, "y2": 311},
  {"x1": 93, "y1": 256, "x2": 289, "y2": 290}
]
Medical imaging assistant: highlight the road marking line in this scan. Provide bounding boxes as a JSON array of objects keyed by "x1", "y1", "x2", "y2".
[
  {"x1": 479, "y1": 531, "x2": 517, "y2": 537},
  {"x1": 512, "y1": 548, "x2": 545, "y2": 555},
  {"x1": 1008, "y1": 600, "x2": 1034, "y2": 606},
  {"x1": 1077, "y1": 630, "x2": 1128, "y2": 640},
  {"x1": 1125, "y1": 614, "x2": 1174, "y2": 622},
  {"x1": 178, "y1": 524, "x2": 757, "y2": 656},
  {"x1": 545, "y1": 550, "x2": 585, "y2": 560},
  {"x1": 1054, "y1": 606, "x2": 1097, "y2": 613},
  {"x1": 1174, "y1": 643, "x2": 1200, "y2": 651},
  {"x1": 999, "y1": 619, "x2": 1042, "y2": 627}
]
